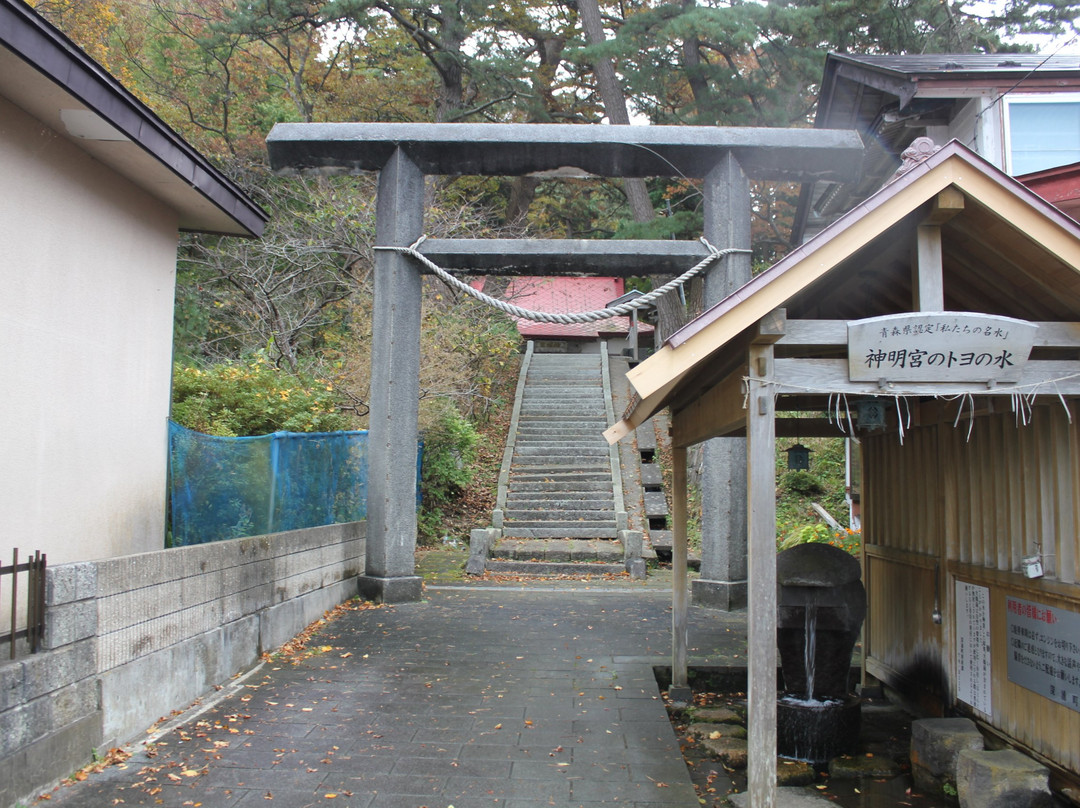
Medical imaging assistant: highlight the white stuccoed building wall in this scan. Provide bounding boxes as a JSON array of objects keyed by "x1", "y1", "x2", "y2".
[{"x1": 0, "y1": 93, "x2": 178, "y2": 565}]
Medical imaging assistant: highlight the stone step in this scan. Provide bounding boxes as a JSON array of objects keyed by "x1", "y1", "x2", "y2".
[
  {"x1": 510, "y1": 479, "x2": 613, "y2": 490},
  {"x1": 510, "y1": 470, "x2": 612, "y2": 480},
  {"x1": 509, "y1": 471, "x2": 613, "y2": 482},
  {"x1": 513, "y1": 442, "x2": 609, "y2": 450},
  {"x1": 507, "y1": 496, "x2": 615, "y2": 507},
  {"x1": 528, "y1": 365, "x2": 601, "y2": 373},
  {"x1": 516, "y1": 418, "x2": 607, "y2": 426},
  {"x1": 525, "y1": 380, "x2": 601, "y2": 386},
  {"x1": 521, "y1": 383, "x2": 602, "y2": 390},
  {"x1": 511, "y1": 458, "x2": 610, "y2": 468},
  {"x1": 516, "y1": 409, "x2": 606, "y2": 416},
  {"x1": 491, "y1": 538, "x2": 624, "y2": 563},
  {"x1": 635, "y1": 422, "x2": 658, "y2": 452},
  {"x1": 520, "y1": 390, "x2": 603, "y2": 397},
  {"x1": 647, "y1": 530, "x2": 701, "y2": 568},
  {"x1": 483, "y1": 560, "x2": 627, "y2": 576},
  {"x1": 640, "y1": 464, "x2": 663, "y2": 488},
  {"x1": 501, "y1": 526, "x2": 620, "y2": 539},
  {"x1": 516, "y1": 428, "x2": 608, "y2": 437},
  {"x1": 520, "y1": 395, "x2": 603, "y2": 402},
  {"x1": 505, "y1": 486, "x2": 617, "y2": 499},
  {"x1": 515, "y1": 431, "x2": 607, "y2": 439},
  {"x1": 508, "y1": 489, "x2": 613, "y2": 499},
  {"x1": 513, "y1": 435, "x2": 608, "y2": 443},
  {"x1": 505, "y1": 514, "x2": 619, "y2": 525},
  {"x1": 518, "y1": 416, "x2": 603, "y2": 423},
  {"x1": 520, "y1": 407, "x2": 603, "y2": 413},
  {"x1": 505, "y1": 512, "x2": 616, "y2": 523},
  {"x1": 514, "y1": 445, "x2": 609, "y2": 456},
  {"x1": 512, "y1": 450, "x2": 610, "y2": 459},
  {"x1": 644, "y1": 491, "x2": 669, "y2": 517},
  {"x1": 505, "y1": 512, "x2": 618, "y2": 523},
  {"x1": 506, "y1": 494, "x2": 615, "y2": 506}
]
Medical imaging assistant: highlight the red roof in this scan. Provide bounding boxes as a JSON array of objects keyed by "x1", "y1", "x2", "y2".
[
  {"x1": 1019, "y1": 161, "x2": 1080, "y2": 221},
  {"x1": 473, "y1": 276, "x2": 655, "y2": 340}
]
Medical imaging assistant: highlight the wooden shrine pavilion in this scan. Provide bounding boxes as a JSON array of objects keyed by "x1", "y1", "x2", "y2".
[{"x1": 606, "y1": 139, "x2": 1080, "y2": 804}]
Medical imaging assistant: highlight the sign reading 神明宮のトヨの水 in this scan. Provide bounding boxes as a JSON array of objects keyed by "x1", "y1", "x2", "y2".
[{"x1": 848, "y1": 312, "x2": 1037, "y2": 383}]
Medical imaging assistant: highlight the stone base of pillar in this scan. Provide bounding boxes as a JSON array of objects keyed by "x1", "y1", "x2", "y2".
[
  {"x1": 691, "y1": 578, "x2": 748, "y2": 611},
  {"x1": 667, "y1": 685, "x2": 693, "y2": 704},
  {"x1": 358, "y1": 574, "x2": 423, "y2": 604}
]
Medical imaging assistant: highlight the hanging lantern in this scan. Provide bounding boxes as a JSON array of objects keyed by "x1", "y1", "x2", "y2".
[
  {"x1": 856, "y1": 398, "x2": 887, "y2": 431},
  {"x1": 785, "y1": 443, "x2": 813, "y2": 470}
]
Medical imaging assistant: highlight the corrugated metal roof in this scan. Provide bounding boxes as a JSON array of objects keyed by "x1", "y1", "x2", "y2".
[
  {"x1": 474, "y1": 277, "x2": 655, "y2": 339},
  {"x1": 827, "y1": 53, "x2": 1080, "y2": 76}
]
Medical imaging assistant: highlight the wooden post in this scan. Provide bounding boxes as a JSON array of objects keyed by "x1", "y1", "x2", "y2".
[
  {"x1": 670, "y1": 443, "x2": 691, "y2": 702},
  {"x1": 747, "y1": 343, "x2": 777, "y2": 807},
  {"x1": 913, "y1": 225, "x2": 945, "y2": 312},
  {"x1": 914, "y1": 188, "x2": 964, "y2": 312}
]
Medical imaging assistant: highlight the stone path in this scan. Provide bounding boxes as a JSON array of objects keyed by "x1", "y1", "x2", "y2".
[{"x1": 38, "y1": 587, "x2": 748, "y2": 808}]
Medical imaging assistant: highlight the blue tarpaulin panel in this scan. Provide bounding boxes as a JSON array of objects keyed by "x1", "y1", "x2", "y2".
[{"x1": 168, "y1": 421, "x2": 421, "y2": 546}]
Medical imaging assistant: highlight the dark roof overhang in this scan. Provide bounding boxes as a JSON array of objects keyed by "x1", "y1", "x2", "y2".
[{"x1": 0, "y1": 0, "x2": 267, "y2": 237}]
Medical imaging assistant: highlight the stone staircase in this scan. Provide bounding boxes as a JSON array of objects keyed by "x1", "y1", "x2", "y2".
[
  {"x1": 467, "y1": 343, "x2": 644, "y2": 576},
  {"x1": 503, "y1": 351, "x2": 619, "y2": 539}
]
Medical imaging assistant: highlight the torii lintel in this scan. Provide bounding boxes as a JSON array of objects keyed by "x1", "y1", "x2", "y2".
[{"x1": 267, "y1": 122, "x2": 863, "y2": 183}]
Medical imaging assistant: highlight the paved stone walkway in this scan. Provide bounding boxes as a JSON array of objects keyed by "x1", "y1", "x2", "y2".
[{"x1": 39, "y1": 587, "x2": 747, "y2": 808}]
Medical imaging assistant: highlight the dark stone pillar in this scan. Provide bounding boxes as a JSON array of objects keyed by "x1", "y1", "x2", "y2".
[
  {"x1": 361, "y1": 148, "x2": 424, "y2": 603},
  {"x1": 694, "y1": 152, "x2": 751, "y2": 611}
]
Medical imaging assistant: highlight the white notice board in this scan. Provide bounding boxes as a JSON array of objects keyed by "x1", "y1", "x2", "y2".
[{"x1": 956, "y1": 581, "x2": 992, "y2": 715}]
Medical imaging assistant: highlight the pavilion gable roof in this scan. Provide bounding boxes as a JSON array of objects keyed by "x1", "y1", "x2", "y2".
[{"x1": 607, "y1": 140, "x2": 1080, "y2": 443}]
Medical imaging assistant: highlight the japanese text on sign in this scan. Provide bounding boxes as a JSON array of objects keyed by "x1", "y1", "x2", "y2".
[
  {"x1": 848, "y1": 313, "x2": 1036, "y2": 383},
  {"x1": 1007, "y1": 596, "x2": 1080, "y2": 714},
  {"x1": 956, "y1": 582, "x2": 992, "y2": 715}
]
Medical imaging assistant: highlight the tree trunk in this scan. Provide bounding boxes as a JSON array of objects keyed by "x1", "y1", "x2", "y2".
[
  {"x1": 576, "y1": 0, "x2": 686, "y2": 336},
  {"x1": 576, "y1": 0, "x2": 654, "y2": 223},
  {"x1": 681, "y1": 0, "x2": 711, "y2": 122}
]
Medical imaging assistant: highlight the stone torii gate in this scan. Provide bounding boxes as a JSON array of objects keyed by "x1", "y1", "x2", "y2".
[{"x1": 266, "y1": 123, "x2": 862, "y2": 620}]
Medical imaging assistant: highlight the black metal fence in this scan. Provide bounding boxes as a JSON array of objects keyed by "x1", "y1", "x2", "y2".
[{"x1": 1, "y1": 548, "x2": 46, "y2": 658}]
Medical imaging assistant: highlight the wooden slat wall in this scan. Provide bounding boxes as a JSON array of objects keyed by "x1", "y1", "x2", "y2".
[
  {"x1": 864, "y1": 550, "x2": 944, "y2": 695},
  {"x1": 862, "y1": 401, "x2": 1080, "y2": 776}
]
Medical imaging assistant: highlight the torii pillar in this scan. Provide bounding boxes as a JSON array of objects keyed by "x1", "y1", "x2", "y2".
[
  {"x1": 695, "y1": 153, "x2": 752, "y2": 610},
  {"x1": 266, "y1": 122, "x2": 862, "y2": 608},
  {"x1": 360, "y1": 148, "x2": 425, "y2": 602}
]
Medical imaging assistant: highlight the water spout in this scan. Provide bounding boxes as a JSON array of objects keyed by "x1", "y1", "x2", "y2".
[
  {"x1": 804, "y1": 598, "x2": 818, "y2": 700},
  {"x1": 775, "y1": 543, "x2": 867, "y2": 766}
]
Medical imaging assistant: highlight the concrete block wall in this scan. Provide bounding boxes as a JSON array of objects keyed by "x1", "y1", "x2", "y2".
[
  {"x1": 0, "y1": 521, "x2": 364, "y2": 808},
  {"x1": 0, "y1": 562, "x2": 101, "y2": 808}
]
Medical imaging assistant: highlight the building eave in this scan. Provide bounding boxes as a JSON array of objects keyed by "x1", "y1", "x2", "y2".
[{"x1": 0, "y1": 0, "x2": 267, "y2": 237}]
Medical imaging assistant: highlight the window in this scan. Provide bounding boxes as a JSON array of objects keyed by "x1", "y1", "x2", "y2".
[{"x1": 1004, "y1": 93, "x2": 1080, "y2": 175}]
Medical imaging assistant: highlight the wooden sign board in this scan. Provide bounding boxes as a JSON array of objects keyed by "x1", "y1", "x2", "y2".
[{"x1": 848, "y1": 312, "x2": 1037, "y2": 383}]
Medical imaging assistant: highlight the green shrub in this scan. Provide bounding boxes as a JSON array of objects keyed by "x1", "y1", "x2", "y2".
[
  {"x1": 172, "y1": 354, "x2": 353, "y2": 436},
  {"x1": 780, "y1": 469, "x2": 826, "y2": 497},
  {"x1": 418, "y1": 403, "x2": 479, "y2": 545},
  {"x1": 778, "y1": 522, "x2": 833, "y2": 550},
  {"x1": 777, "y1": 523, "x2": 862, "y2": 556}
]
